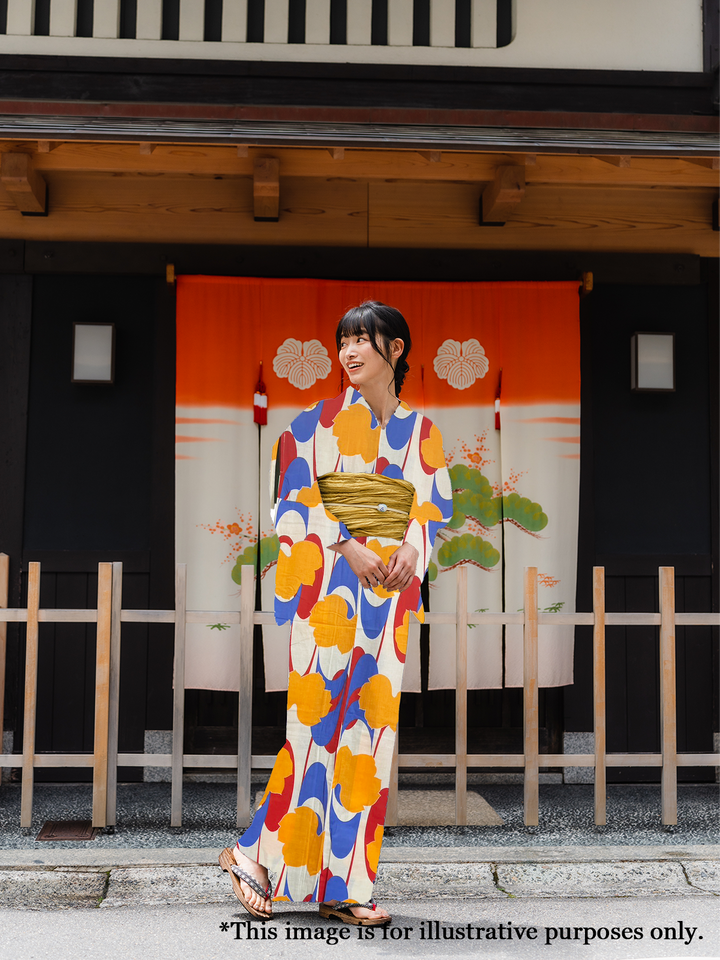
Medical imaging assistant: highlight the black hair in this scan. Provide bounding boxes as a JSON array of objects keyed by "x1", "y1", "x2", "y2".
[{"x1": 335, "y1": 301, "x2": 411, "y2": 396}]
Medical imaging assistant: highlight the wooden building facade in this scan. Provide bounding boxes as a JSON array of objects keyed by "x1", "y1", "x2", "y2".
[{"x1": 0, "y1": 0, "x2": 717, "y2": 784}]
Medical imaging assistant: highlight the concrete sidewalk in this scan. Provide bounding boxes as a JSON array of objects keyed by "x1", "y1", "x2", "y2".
[{"x1": 0, "y1": 845, "x2": 718, "y2": 910}]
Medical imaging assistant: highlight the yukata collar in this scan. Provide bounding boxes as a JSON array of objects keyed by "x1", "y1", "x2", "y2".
[{"x1": 345, "y1": 387, "x2": 413, "y2": 428}]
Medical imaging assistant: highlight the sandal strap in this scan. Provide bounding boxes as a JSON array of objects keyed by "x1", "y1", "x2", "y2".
[{"x1": 231, "y1": 865, "x2": 273, "y2": 901}]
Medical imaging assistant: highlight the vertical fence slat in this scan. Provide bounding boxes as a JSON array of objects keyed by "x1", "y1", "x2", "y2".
[
  {"x1": 387, "y1": 0, "x2": 414, "y2": 45},
  {"x1": 179, "y1": 0, "x2": 205, "y2": 41},
  {"x1": 471, "y1": 0, "x2": 496, "y2": 48},
  {"x1": 49, "y1": 0, "x2": 78, "y2": 37},
  {"x1": 346, "y1": 0, "x2": 372, "y2": 45},
  {"x1": 593, "y1": 566, "x2": 607, "y2": 826},
  {"x1": 106, "y1": 562, "x2": 123, "y2": 827},
  {"x1": 430, "y1": 0, "x2": 455, "y2": 47},
  {"x1": 92, "y1": 563, "x2": 112, "y2": 828},
  {"x1": 305, "y1": 0, "x2": 330, "y2": 43},
  {"x1": 455, "y1": 566, "x2": 468, "y2": 825},
  {"x1": 264, "y1": 0, "x2": 289, "y2": 43},
  {"x1": 0, "y1": 555, "x2": 9, "y2": 787},
  {"x1": 659, "y1": 566, "x2": 678, "y2": 825},
  {"x1": 171, "y1": 563, "x2": 187, "y2": 827},
  {"x1": 20, "y1": 562, "x2": 41, "y2": 831},
  {"x1": 237, "y1": 563, "x2": 254, "y2": 828},
  {"x1": 523, "y1": 565, "x2": 539, "y2": 826},
  {"x1": 222, "y1": 0, "x2": 248, "y2": 41},
  {"x1": 6, "y1": 0, "x2": 35, "y2": 35},
  {"x1": 136, "y1": 0, "x2": 163, "y2": 40},
  {"x1": 93, "y1": 0, "x2": 121, "y2": 38}
]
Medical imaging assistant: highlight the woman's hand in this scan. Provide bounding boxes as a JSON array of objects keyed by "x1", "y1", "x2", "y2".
[
  {"x1": 383, "y1": 543, "x2": 419, "y2": 593},
  {"x1": 331, "y1": 539, "x2": 389, "y2": 590}
]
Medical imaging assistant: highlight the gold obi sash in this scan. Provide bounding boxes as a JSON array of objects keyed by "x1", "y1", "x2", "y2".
[{"x1": 317, "y1": 472, "x2": 415, "y2": 540}]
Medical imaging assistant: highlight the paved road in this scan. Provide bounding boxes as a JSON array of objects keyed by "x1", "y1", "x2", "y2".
[{"x1": 1, "y1": 897, "x2": 718, "y2": 960}]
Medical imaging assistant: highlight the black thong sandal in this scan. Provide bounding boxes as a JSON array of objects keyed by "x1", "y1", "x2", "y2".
[
  {"x1": 218, "y1": 847, "x2": 273, "y2": 921},
  {"x1": 318, "y1": 901, "x2": 391, "y2": 927}
]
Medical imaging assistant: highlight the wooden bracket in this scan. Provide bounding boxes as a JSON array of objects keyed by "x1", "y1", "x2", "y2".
[
  {"x1": 37, "y1": 140, "x2": 62, "y2": 153},
  {"x1": 524, "y1": 154, "x2": 537, "y2": 166},
  {"x1": 684, "y1": 157, "x2": 719, "y2": 170},
  {"x1": 328, "y1": 147, "x2": 345, "y2": 160},
  {"x1": 480, "y1": 165, "x2": 525, "y2": 226},
  {"x1": 0, "y1": 152, "x2": 47, "y2": 215},
  {"x1": 254, "y1": 158, "x2": 280, "y2": 222},
  {"x1": 237, "y1": 145, "x2": 249, "y2": 158},
  {"x1": 579, "y1": 271, "x2": 594, "y2": 297},
  {"x1": 139, "y1": 143, "x2": 157, "y2": 156},
  {"x1": 166, "y1": 263, "x2": 176, "y2": 285},
  {"x1": 597, "y1": 156, "x2": 631, "y2": 168},
  {"x1": 418, "y1": 150, "x2": 442, "y2": 163}
]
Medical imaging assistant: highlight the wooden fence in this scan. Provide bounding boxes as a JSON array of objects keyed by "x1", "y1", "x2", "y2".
[{"x1": 0, "y1": 554, "x2": 718, "y2": 832}]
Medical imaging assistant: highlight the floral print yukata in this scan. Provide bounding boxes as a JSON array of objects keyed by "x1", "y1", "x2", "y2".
[{"x1": 238, "y1": 387, "x2": 453, "y2": 904}]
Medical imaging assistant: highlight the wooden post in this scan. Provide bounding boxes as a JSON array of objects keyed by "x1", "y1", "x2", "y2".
[
  {"x1": 659, "y1": 566, "x2": 678, "y2": 826},
  {"x1": 171, "y1": 564, "x2": 187, "y2": 828},
  {"x1": 523, "y1": 566, "x2": 539, "y2": 826},
  {"x1": 20, "y1": 562, "x2": 41, "y2": 830},
  {"x1": 106, "y1": 562, "x2": 123, "y2": 827},
  {"x1": 455, "y1": 565, "x2": 468, "y2": 825},
  {"x1": 593, "y1": 566, "x2": 607, "y2": 826},
  {"x1": 0, "y1": 554, "x2": 8, "y2": 786},
  {"x1": 237, "y1": 564, "x2": 254, "y2": 828},
  {"x1": 92, "y1": 563, "x2": 113, "y2": 828}
]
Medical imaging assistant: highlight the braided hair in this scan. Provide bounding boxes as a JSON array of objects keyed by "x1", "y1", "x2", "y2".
[{"x1": 335, "y1": 301, "x2": 411, "y2": 397}]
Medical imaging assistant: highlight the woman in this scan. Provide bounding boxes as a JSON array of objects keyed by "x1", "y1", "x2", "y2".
[{"x1": 220, "y1": 301, "x2": 453, "y2": 924}]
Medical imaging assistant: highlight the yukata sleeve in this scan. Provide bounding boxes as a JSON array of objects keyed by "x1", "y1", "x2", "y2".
[
  {"x1": 270, "y1": 415, "x2": 350, "y2": 625},
  {"x1": 403, "y1": 419, "x2": 454, "y2": 580}
]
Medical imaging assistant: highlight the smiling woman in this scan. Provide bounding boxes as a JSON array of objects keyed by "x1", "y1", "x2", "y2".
[{"x1": 220, "y1": 300, "x2": 454, "y2": 925}]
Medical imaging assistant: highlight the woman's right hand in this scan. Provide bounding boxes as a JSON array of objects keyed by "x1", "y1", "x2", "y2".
[{"x1": 331, "y1": 539, "x2": 389, "y2": 590}]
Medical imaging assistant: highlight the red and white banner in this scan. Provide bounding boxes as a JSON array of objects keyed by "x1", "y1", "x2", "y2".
[{"x1": 176, "y1": 277, "x2": 580, "y2": 691}]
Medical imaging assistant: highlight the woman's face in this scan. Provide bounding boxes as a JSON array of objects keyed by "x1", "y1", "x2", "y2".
[{"x1": 338, "y1": 328, "x2": 403, "y2": 390}]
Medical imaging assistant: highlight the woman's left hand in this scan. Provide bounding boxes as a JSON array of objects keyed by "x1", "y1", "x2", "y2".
[{"x1": 384, "y1": 543, "x2": 419, "y2": 593}]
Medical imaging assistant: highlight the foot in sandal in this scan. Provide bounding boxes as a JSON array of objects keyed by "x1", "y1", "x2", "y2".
[
  {"x1": 233, "y1": 846, "x2": 272, "y2": 917},
  {"x1": 319, "y1": 901, "x2": 391, "y2": 926},
  {"x1": 218, "y1": 846, "x2": 273, "y2": 919}
]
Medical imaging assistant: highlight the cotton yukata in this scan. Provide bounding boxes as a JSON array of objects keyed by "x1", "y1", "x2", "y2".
[{"x1": 238, "y1": 387, "x2": 453, "y2": 904}]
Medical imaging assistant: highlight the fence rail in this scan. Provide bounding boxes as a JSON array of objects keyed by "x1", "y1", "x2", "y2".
[{"x1": 0, "y1": 554, "x2": 718, "y2": 832}]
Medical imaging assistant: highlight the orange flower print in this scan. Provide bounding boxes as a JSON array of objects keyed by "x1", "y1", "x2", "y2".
[
  {"x1": 309, "y1": 594, "x2": 358, "y2": 654},
  {"x1": 277, "y1": 807, "x2": 324, "y2": 874},
  {"x1": 358, "y1": 674, "x2": 400, "y2": 732},
  {"x1": 257, "y1": 746, "x2": 293, "y2": 807},
  {"x1": 420, "y1": 423, "x2": 447, "y2": 469},
  {"x1": 332, "y1": 405, "x2": 379, "y2": 462},
  {"x1": 288, "y1": 671, "x2": 332, "y2": 727},
  {"x1": 275, "y1": 541, "x2": 323, "y2": 601},
  {"x1": 366, "y1": 824, "x2": 383, "y2": 875},
  {"x1": 332, "y1": 746, "x2": 381, "y2": 813},
  {"x1": 408, "y1": 491, "x2": 444, "y2": 526}
]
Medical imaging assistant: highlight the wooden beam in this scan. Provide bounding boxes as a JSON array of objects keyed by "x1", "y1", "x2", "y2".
[
  {"x1": 19, "y1": 141, "x2": 720, "y2": 188},
  {"x1": 683, "y1": 157, "x2": 719, "y2": 170},
  {"x1": 37, "y1": 141, "x2": 62, "y2": 153},
  {"x1": 0, "y1": 152, "x2": 47, "y2": 214},
  {"x1": 481, "y1": 164, "x2": 525, "y2": 224},
  {"x1": 253, "y1": 158, "x2": 280, "y2": 222},
  {"x1": 597, "y1": 156, "x2": 631, "y2": 167}
]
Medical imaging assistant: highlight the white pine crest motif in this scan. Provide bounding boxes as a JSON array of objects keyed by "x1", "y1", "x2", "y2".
[
  {"x1": 433, "y1": 338, "x2": 489, "y2": 390},
  {"x1": 273, "y1": 338, "x2": 332, "y2": 390}
]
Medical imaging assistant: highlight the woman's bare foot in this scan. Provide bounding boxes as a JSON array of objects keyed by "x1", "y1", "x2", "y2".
[
  {"x1": 233, "y1": 846, "x2": 272, "y2": 916},
  {"x1": 323, "y1": 900, "x2": 391, "y2": 922}
]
